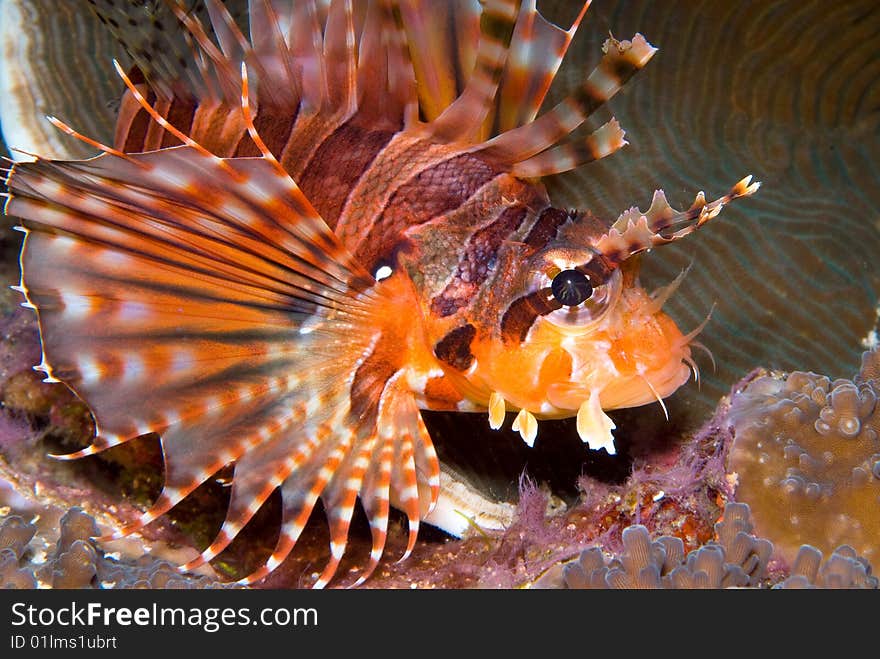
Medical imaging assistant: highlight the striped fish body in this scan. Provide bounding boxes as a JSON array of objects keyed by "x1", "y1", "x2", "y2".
[{"x1": 3, "y1": 0, "x2": 758, "y2": 586}]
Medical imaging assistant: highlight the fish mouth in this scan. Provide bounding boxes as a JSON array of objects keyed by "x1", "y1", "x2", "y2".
[
  {"x1": 596, "y1": 359, "x2": 694, "y2": 411},
  {"x1": 417, "y1": 348, "x2": 698, "y2": 541}
]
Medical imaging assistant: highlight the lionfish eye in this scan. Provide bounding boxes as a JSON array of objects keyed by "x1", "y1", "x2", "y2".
[
  {"x1": 522, "y1": 246, "x2": 622, "y2": 334},
  {"x1": 550, "y1": 269, "x2": 593, "y2": 306}
]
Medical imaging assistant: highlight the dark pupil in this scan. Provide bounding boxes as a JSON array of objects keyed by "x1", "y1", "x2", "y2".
[{"x1": 550, "y1": 269, "x2": 593, "y2": 306}]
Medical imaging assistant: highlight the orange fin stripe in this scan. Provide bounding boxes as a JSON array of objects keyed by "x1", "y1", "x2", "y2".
[
  {"x1": 430, "y1": 0, "x2": 521, "y2": 141},
  {"x1": 354, "y1": 439, "x2": 395, "y2": 586},
  {"x1": 182, "y1": 426, "x2": 320, "y2": 572},
  {"x1": 314, "y1": 437, "x2": 378, "y2": 588},
  {"x1": 12, "y1": 159, "x2": 367, "y2": 309},
  {"x1": 392, "y1": 436, "x2": 420, "y2": 562},
  {"x1": 247, "y1": 432, "x2": 356, "y2": 586},
  {"x1": 496, "y1": 1, "x2": 591, "y2": 132}
]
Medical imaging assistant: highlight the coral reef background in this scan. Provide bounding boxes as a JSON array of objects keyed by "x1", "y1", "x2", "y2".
[
  {"x1": 727, "y1": 352, "x2": 880, "y2": 566},
  {"x1": 0, "y1": 0, "x2": 878, "y2": 588}
]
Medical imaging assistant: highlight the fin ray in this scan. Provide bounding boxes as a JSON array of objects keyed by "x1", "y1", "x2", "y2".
[{"x1": 6, "y1": 139, "x2": 439, "y2": 583}]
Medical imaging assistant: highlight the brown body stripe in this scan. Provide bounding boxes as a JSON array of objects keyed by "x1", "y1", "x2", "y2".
[
  {"x1": 233, "y1": 111, "x2": 298, "y2": 159},
  {"x1": 500, "y1": 290, "x2": 561, "y2": 344},
  {"x1": 433, "y1": 324, "x2": 477, "y2": 371},
  {"x1": 430, "y1": 205, "x2": 527, "y2": 317},
  {"x1": 119, "y1": 89, "x2": 156, "y2": 152},
  {"x1": 119, "y1": 95, "x2": 295, "y2": 161},
  {"x1": 354, "y1": 154, "x2": 498, "y2": 269},
  {"x1": 524, "y1": 206, "x2": 570, "y2": 248},
  {"x1": 159, "y1": 99, "x2": 198, "y2": 148},
  {"x1": 297, "y1": 123, "x2": 395, "y2": 229}
]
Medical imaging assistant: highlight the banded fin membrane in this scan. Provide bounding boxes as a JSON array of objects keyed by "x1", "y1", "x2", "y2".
[{"x1": 5, "y1": 95, "x2": 439, "y2": 585}]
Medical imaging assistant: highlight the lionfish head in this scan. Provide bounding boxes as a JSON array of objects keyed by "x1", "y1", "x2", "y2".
[{"x1": 436, "y1": 176, "x2": 759, "y2": 454}]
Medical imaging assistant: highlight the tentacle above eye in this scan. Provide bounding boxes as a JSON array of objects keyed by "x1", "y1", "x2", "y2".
[{"x1": 595, "y1": 176, "x2": 761, "y2": 267}]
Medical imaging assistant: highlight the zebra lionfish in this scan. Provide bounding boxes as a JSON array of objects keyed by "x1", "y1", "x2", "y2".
[{"x1": 2, "y1": 0, "x2": 758, "y2": 586}]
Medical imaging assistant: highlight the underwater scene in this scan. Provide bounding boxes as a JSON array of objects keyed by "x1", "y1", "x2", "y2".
[{"x1": 0, "y1": 0, "x2": 877, "y2": 589}]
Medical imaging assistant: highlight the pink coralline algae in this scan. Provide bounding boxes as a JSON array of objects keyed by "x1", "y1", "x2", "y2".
[{"x1": 726, "y1": 348, "x2": 880, "y2": 567}]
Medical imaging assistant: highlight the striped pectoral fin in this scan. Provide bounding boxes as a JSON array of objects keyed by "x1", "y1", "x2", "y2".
[
  {"x1": 385, "y1": 381, "x2": 440, "y2": 548},
  {"x1": 314, "y1": 369, "x2": 439, "y2": 586},
  {"x1": 112, "y1": 390, "x2": 311, "y2": 539},
  {"x1": 4, "y1": 139, "x2": 424, "y2": 584},
  {"x1": 232, "y1": 373, "x2": 439, "y2": 588},
  {"x1": 227, "y1": 407, "x2": 363, "y2": 586},
  {"x1": 175, "y1": 398, "x2": 320, "y2": 572}
]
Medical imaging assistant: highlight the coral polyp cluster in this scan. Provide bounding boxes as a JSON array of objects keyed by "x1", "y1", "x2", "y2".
[
  {"x1": 726, "y1": 349, "x2": 880, "y2": 565},
  {"x1": 550, "y1": 503, "x2": 773, "y2": 589},
  {"x1": 533, "y1": 502, "x2": 876, "y2": 589},
  {"x1": 0, "y1": 508, "x2": 235, "y2": 589},
  {"x1": 777, "y1": 544, "x2": 877, "y2": 589}
]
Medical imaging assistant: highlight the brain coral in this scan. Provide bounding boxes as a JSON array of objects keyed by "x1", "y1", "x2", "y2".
[{"x1": 726, "y1": 348, "x2": 880, "y2": 566}]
